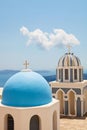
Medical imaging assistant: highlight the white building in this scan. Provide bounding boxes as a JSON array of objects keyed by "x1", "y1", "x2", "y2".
[
  {"x1": 50, "y1": 51, "x2": 87, "y2": 117},
  {"x1": 0, "y1": 69, "x2": 60, "y2": 130}
]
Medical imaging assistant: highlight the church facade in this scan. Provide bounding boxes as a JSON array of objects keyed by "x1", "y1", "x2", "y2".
[
  {"x1": 0, "y1": 69, "x2": 60, "y2": 130},
  {"x1": 50, "y1": 51, "x2": 87, "y2": 117}
]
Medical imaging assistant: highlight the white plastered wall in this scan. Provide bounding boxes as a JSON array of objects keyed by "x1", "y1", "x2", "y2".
[{"x1": 0, "y1": 98, "x2": 60, "y2": 130}]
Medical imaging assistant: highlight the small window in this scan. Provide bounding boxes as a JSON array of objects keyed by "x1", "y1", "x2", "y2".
[
  {"x1": 59, "y1": 69, "x2": 61, "y2": 79},
  {"x1": 53, "y1": 96, "x2": 55, "y2": 98},
  {"x1": 30, "y1": 115, "x2": 39, "y2": 130},
  {"x1": 74, "y1": 69, "x2": 77, "y2": 80},
  {"x1": 79, "y1": 69, "x2": 81, "y2": 81},
  {"x1": 65, "y1": 69, "x2": 68, "y2": 80},
  {"x1": 6, "y1": 114, "x2": 14, "y2": 130}
]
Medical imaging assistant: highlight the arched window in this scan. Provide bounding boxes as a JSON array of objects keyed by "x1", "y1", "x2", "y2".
[
  {"x1": 59, "y1": 69, "x2": 61, "y2": 80},
  {"x1": 77, "y1": 97, "x2": 81, "y2": 116},
  {"x1": 58, "y1": 69, "x2": 63, "y2": 82},
  {"x1": 68, "y1": 91, "x2": 75, "y2": 115},
  {"x1": 79, "y1": 69, "x2": 81, "y2": 81},
  {"x1": 74, "y1": 69, "x2": 77, "y2": 80},
  {"x1": 65, "y1": 69, "x2": 68, "y2": 80},
  {"x1": 30, "y1": 115, "x2": 40, "y2": 130},
  {"x1": 53, "y1": 111, "x2": 57, "y2": 130},
  {"x1": 57, "y1": 90, "x2": 64, "y2": 114},
  {"x1": 84, "y1": 89, "x2": 87, "y2": 114},
  {"x1": 79, "y1": 68, "x2": 83, "y2": 82},
  {"x1": 5, "y1": 114, "x2": 14, "y2": 130}
]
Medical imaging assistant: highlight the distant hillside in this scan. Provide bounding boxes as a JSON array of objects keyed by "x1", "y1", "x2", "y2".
[
  {"x1": 83, "y1": 73, "x2": 87, "y2": 80},
  {"x1": 0, "y1": 70, "x2": 19, "y2": 74},
  {"x1": 0, "y1": 70, "x2": 56, "y2": 87},
  {"x1": 0, "y1": 69, "x2": 87, "y2": 87}
]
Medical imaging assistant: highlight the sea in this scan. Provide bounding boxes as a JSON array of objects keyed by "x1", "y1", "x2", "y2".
[
  {"x1": 0, "y1": 70, "x2": 87, "y2": 87},
  {"x1": 0, "y1": 70, "x2": 56, "y2": 87}
]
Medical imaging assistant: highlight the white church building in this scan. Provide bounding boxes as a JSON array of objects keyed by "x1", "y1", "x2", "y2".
[
  {"x1": 0, "y1": 67, "x2": 60, "y2": 130},
  {"x1": 50, "y1": 50, "x2": 87, "y2": 117}
]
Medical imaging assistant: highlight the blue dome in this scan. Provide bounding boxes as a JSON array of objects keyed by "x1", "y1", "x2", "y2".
[{"x1": 2, "y1": 71, "x2": 52, "y2": 107}]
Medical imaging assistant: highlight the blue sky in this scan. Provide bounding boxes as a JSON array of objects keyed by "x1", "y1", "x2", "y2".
[{"x1": 0, "y1": 0, "x2": 87, "y2": 71}]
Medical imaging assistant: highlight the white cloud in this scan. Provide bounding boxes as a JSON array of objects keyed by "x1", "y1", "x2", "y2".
[{"x1": 20, "y1": 26, "x2": 80, "y2": 50}]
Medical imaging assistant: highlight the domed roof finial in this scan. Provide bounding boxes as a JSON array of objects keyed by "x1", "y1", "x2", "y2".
[
  {"x1": 22, "y1": 60, "x2": 32, "y2": 72},
  {"x1": 66, "y1": 44, "x2": 72, "y2": 53},
  {"x1": 23, "y1": 60, "x2": 29, "y2": 69}
]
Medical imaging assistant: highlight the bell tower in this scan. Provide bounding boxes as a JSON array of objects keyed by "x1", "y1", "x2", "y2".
[{"x1": 56, "y1": 47, "x2": 83, "y2": 82}]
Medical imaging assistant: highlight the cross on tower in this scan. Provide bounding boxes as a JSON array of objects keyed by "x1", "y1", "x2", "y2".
[
  {"x1": 23, "y1": 60, "x2": 29, "y2": 69},
  {"x1": 66, "y1": 44, "x2": 72, "y2": 53}
]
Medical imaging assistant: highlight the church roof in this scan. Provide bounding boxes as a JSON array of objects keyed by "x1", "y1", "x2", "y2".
[
  {"x1": 58, "y1": 52, "x2": 81, "y2": 67},
  {"x1": 2, "y1": 71, "x2": 52, "y2": 107}
]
